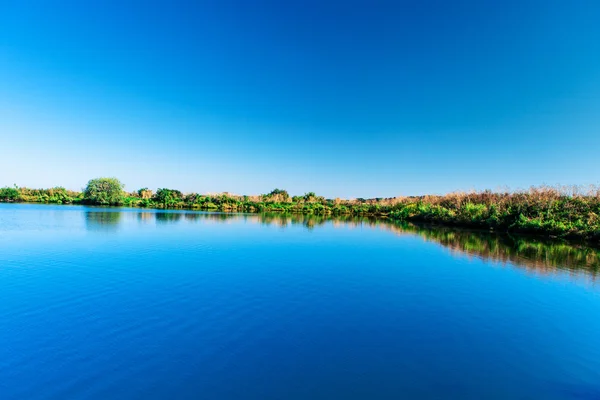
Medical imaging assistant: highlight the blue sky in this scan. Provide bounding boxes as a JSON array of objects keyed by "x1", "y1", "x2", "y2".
[{"x1": 1, "y1": 0, "x2": 599, "y2": 198}]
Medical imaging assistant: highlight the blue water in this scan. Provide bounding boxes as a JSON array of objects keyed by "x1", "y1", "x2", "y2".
[{"x1": 1, "y1": 204, "x2": 600, "y2": 399}]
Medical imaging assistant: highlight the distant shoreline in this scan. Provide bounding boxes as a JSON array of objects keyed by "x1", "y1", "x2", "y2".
[{"x1": 1, "y1": 181, "x2": 599, "y2": 248}]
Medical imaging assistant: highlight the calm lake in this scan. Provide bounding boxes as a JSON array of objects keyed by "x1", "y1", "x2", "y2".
[{"x1": 1, "y1": 204, "x2": 600, "y2": 399}]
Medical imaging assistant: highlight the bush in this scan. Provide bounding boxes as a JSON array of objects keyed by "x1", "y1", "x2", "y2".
[
  {"x1": 0, "y1": 186, "x2": 20, "y2": 202},
  {"x1": 83, "y1": 178, "x2": 125, "y2": 206}
]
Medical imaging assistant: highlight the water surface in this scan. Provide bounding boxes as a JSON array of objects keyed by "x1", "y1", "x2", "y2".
[{"x1": 1, "y1": 204, "x2": 600, "y2": 399}]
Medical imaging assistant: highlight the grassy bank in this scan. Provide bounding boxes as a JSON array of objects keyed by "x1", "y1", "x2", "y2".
[{"x1": 1, "y1": 181, "x2": 599, "y2": 245}]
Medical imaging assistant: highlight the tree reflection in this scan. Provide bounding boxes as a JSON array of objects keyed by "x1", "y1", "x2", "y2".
[
  {"x1": 85, "y1": 209, "x2": 600, "y2": 276},
  {"x1": 190, "y1": 212, "x2": 600, "y2": 276},
  {"x1": 155, "y1": 212, "x2": 183, "y2": 224},
  {"x1": 84, "y1": 210, "x2": 121, "y2": 232}
]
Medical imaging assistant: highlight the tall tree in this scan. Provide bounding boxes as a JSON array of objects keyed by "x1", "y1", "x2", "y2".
[{"x1": 83, "y1": 177, "x2": 124, "y2": 205}]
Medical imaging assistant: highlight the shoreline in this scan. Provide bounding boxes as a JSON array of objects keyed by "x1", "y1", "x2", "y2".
[
  {"x1": 2, "y1": 180, "x2": 599, "y2": 248},
  {"x1": 2, "y1": 199, "x2": 599, "y2": 249}
]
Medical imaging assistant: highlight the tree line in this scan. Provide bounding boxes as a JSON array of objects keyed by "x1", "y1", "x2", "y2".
[{"x1": 1, "y1": 178, "x2": 600, "y2": 245}]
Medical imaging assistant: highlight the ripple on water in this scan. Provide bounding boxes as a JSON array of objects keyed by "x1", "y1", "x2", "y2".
[{"x1": 1, "y1": 204, "x2": 600, "y2": 399}]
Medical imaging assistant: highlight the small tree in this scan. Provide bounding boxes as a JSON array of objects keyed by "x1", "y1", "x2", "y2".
[
  {"x1": 304, "y1": 192, "x2": 318, "y2": 203},
  {"x1": 263, "y1": 188, "x2": 290, "y2": 203},
  {"x1": 154, "y1": 188, "x2": 183, "y2": 207},
  {"x1": 0, "y1": 185, "x2": 20, "y2": 202},
  {"x1": 84, "y1": 177, "x2": 124, "y2": 205}
]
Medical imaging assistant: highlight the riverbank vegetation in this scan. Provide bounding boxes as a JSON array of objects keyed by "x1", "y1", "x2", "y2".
[{"x1": 1, "y1": 178, "x2": 599, "y2": 245}]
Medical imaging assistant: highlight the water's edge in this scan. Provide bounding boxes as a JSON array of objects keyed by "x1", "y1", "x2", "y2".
[
  {"x1": 4, "y1": 203, "x2": 598, "y2": 276},
  {"x1": 3, "y1": 200, "x2": 600, "y2": 250}
]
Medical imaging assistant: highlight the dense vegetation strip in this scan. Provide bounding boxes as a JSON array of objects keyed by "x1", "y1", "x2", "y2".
[{"x1": 1, "y1": 177, "x2": 599, "y2": 245}]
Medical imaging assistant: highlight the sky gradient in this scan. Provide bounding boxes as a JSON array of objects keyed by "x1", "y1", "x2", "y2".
[{"x1": 1, "y1": 0, "x2": 599, "y2": 198}]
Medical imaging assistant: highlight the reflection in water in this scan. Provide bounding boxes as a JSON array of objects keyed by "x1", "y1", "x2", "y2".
[
  {"x1": 203, "y1": 213, "x2": 600, "y2": 277},
  {"x1": 155, "y1": 212, "x2": 183, "y2": 224},
  {"x1": 394, "y1": 223, "x2": 600, "y2": 278},
  {"x1": 88, "y1": 210, "x2": 600, "y2": 277},
  {"x1": 84, "y1": 211, "x2": 121, "y2": 232},
  {"x1": 137, "y1": 212, "x2": 154, "y2": 223}
]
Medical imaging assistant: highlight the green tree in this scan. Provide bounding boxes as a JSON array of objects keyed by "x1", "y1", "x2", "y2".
[
  {"x1": 0, "y1": 185, "x2": 20, "y2": 202},
  {"x1": 83, "y1": 177, "x2": 124, "y2": 205},
  {"x1": 303, "y1": 192, "x2": 324, "y2": 203},
  {"x1": 154, "y1": 188, "x2": 183, "y2": 207},
  {"x1": 47, "y1": 187, "x2": 72, "y2": 204}
]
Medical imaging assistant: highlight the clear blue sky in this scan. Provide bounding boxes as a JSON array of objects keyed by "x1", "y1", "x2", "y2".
[{"x1": 1, "y1": 0, "x2": 599, "y2": 198}]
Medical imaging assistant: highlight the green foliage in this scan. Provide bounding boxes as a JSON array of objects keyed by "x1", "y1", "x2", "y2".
[
  {"x1": 15, "y1": 186, "x2": 80, "y2": 204},
  {"x1": 0, "y1": 186, "x2": 20, "y2": 202},
  {"x1": 303, "y1": 192, "x2": 317, "y2": 202},
  {"x1": 154, "y1": 188, "x2": 183, "y2": 207},
  {"x1": 83, "y1": 177, "x2": 125, "y2": 206},
  {"x1": 3, "y1": 179, "x2": 600, "y2": 247}
]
